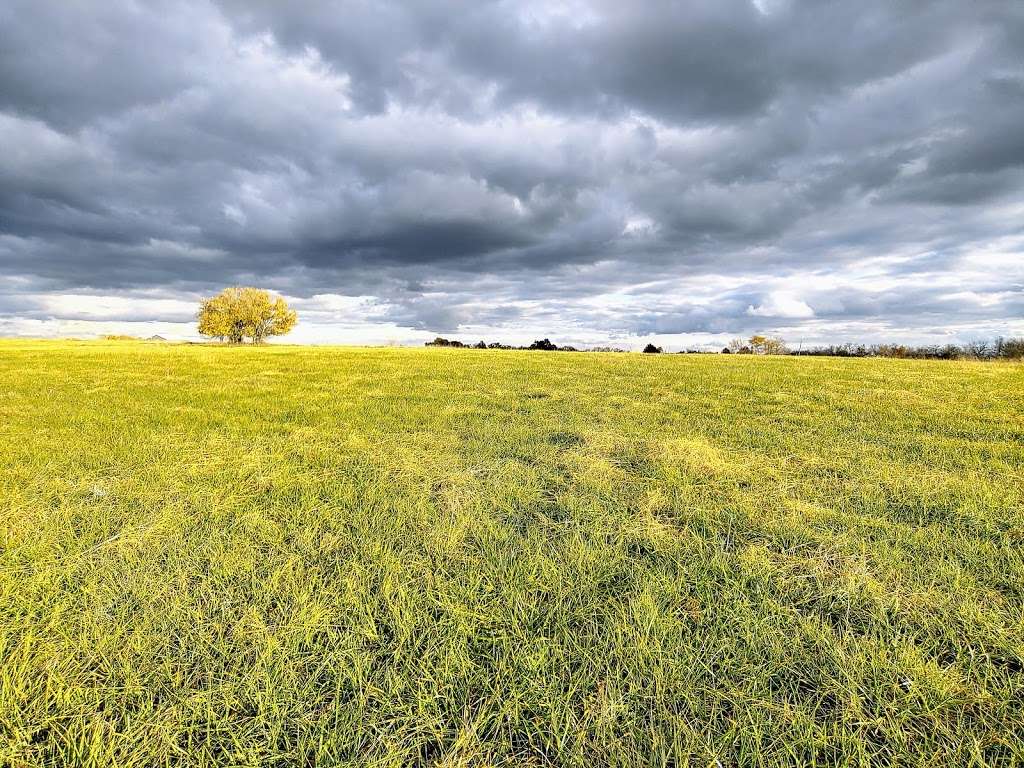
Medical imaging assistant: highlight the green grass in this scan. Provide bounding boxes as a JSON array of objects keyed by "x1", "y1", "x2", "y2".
[{"x1": 1, "y1": 340, "x2": 1022, "y2": 767}]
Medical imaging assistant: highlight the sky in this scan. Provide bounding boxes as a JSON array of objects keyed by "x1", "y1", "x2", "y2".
[{"x1": 1, "y1": 0, "x2": 1022, "y2": 349}]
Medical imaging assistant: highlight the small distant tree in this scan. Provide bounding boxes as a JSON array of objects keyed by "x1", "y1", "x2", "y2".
[
  {"x1": 528, "y1": 338, "x2": 558, "y2": 351},
  {"x1": 642, "y1": 343, "x2": 662, "y2": 354},
  {"x1": 426, "y1": 337, "x2": 469, "y2": 347},
  {"x1": 748, "y1": 334, "x2": 787, "y2": 355},
  {"x1": 963, "y1": 340, "x2": 990, "y2": 359},
  {"x1": 198, "y1": 286, "x2": 297, "y2": 344},
  {"x1": 996, "y1": 337, "x2": 1024, "y2": 359}
]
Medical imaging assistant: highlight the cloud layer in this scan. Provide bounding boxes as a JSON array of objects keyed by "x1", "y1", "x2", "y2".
[{"x1": 1, "y1": 0, "x2": 1022, "y2": 346}]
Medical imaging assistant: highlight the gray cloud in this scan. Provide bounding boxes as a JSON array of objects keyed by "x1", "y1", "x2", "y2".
[{"x1": 0, "y1": 0, "x2": 1022, "y2": 345}]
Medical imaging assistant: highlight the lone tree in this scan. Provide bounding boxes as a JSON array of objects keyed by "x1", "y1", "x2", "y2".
[{"x1": 198, "y1": 286, "x2": 297, "y2": 344}]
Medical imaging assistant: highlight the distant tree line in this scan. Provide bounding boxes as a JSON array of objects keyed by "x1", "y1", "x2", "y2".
[
  {"x1": 726, "y1": 335, "x2": 1024, "y2": 359},
  {"x1": 426, "y1": 337, "x2": 596, "y2": 352},
  {"x1": 791, "y1": 337, "x2": 1024, "y2": 360},
  {"x1": 426, "y1": 334, "x2": 1024, "y2": 360}
]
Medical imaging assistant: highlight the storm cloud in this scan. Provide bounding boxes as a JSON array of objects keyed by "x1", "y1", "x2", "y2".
[{"x1": 1, "y1": 0, "x2": 1022, "y2": 346}]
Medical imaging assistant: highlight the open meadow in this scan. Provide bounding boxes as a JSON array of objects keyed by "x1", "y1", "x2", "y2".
[{"x1": 1, "y1": 340, "x2": 1022, "y2": 767}]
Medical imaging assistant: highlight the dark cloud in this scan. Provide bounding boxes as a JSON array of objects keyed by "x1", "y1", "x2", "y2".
[{"x1": 0, "y1": 0, "x2": 1022, "y2": 343}]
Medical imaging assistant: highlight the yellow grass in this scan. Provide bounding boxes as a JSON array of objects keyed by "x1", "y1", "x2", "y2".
[{"x1": 1, "y1": 339, "x2": 1022, "y2": 766}]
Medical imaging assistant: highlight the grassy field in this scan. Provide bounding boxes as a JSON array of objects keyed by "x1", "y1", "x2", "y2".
[{"x1": 0, "y1": 340, "x2": 1022, "y2": 767}]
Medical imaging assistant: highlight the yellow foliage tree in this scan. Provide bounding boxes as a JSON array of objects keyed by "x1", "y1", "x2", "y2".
[
  {"x1": 197, "y1": 287, "x2": 297, "y2": 344},
  {"x1": 748, "y1": 334, "x2": 787, "y2": 355}
]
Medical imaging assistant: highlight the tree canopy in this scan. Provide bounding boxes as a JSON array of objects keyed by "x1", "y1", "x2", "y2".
[
  {"x1": 729, "y1": 335, "x2": 787, "y2": 355},
  {"x1": 198, "y1": 287, "x2": 297, "y2": 344}
]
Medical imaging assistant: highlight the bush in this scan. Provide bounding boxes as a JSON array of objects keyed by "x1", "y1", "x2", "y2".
[{"x1": 642, "y1": 343, "x2": 662, "y2": 354}]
